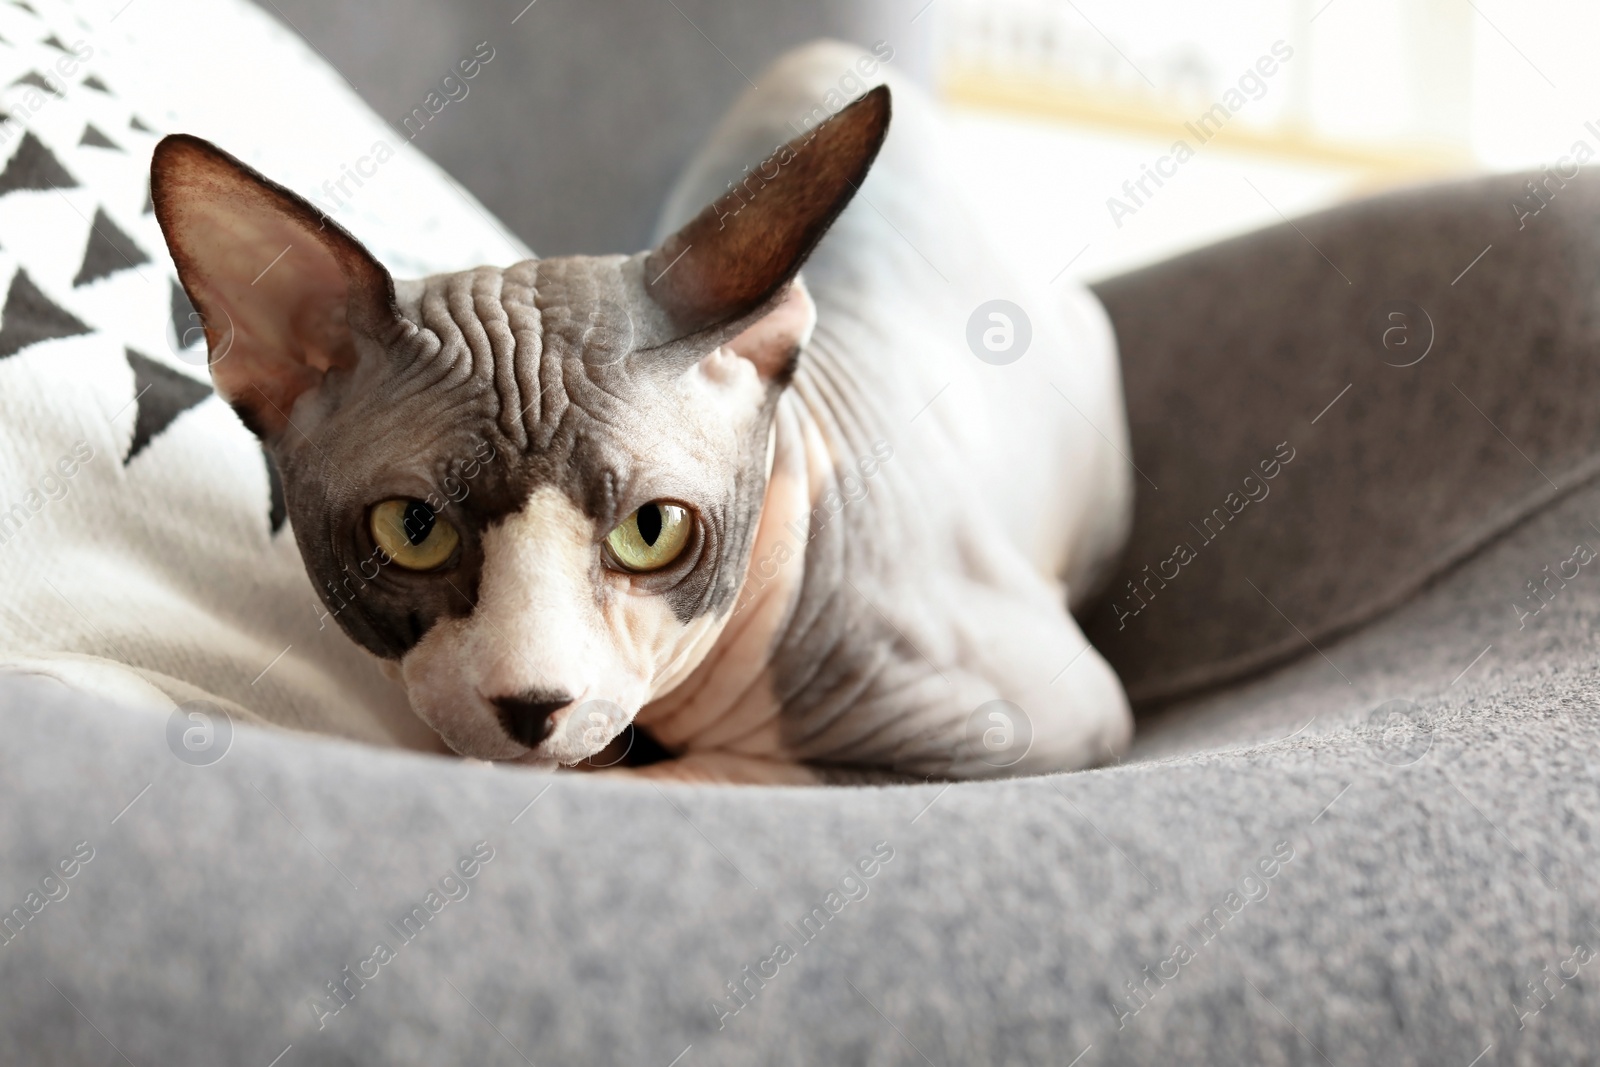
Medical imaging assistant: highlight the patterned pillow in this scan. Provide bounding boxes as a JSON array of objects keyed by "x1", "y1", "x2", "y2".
[{"x1": 0, "y1": 0, "x2": 529, "y2": 748}]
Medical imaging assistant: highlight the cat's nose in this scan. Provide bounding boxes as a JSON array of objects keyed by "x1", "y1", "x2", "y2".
[{"x1": 488, "y1": 689, "x2": 573, "y2": 747}]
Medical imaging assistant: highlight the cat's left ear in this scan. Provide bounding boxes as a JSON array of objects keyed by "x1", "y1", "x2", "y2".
[
  {"x1": 150, "y1": 134, "x2": 400, "y2": 442},
  {"x1": 643, "y1": 84, "x2": 891, "y2": 380}
]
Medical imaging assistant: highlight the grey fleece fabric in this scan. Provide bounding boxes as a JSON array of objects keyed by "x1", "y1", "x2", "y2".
[
  {"x1": 1087, "y1": 168, "x2": 1600, "y2": 706},
  {"x1": 5, "y1": 463, "x2": 1600, "y2": 1064}
]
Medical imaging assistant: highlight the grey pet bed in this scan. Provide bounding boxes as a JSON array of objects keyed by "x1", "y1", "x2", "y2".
[{"x1": 4, "y1": 170, "x2": 1599, "y2": 1065}]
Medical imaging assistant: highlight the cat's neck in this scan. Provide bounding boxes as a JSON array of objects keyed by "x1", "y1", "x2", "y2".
[{"x1": 632, "y1": 388, "x2": 831, "y2": 758}]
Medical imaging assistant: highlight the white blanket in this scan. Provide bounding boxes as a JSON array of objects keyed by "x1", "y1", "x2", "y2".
[{"x1": 0, "y1": 0, "x2": 527, "y2": 747}]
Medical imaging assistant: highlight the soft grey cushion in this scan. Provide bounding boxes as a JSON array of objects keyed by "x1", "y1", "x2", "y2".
[{"x1": 1086, "y1": 169, "x2": 1600, "y2": 705}]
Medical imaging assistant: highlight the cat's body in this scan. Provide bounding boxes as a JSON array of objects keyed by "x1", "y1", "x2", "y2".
[
  {"x1": 635, "y1": 45, "x2": 1134, "y2": 780},
  {"x1": 151, "y1": 42, "x2": 1134, "y2": 782}
]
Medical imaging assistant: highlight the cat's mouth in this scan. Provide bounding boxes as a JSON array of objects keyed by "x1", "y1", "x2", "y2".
[
  {"x1": 435, "y1": 690, "x2": 638, "y2": 764},
  {"x1": 399, "y1": 644, "x2": 647, "y2": 764},
  {"x1": 503, "y1": 692, "x2": 637, "y2": 765}
]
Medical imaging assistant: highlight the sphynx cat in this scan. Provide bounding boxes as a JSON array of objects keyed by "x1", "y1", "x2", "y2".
[{"x1": 151, "y1": 43, "x2": 1133, "y2": 783}]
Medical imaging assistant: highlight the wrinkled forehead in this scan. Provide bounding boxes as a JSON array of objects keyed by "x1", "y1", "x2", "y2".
[
  {"x1": 392, "y1": 253, "x2": 659, "y2": 430},
  {"x1": 308, "y1": 254, "x2": 754, "y2": 522}
]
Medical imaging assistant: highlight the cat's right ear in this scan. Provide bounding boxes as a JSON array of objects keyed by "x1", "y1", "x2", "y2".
[
  {"x1": 151, "y1": 134, "x2": 401, "y2": 442},
  {"x1": 641, "y1": 85, "x2": 891, "y2": 379}
]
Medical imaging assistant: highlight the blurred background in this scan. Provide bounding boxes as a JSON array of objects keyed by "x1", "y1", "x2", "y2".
[{"x1": 269, "y1": 0, "x2": 1591, "y2": 283}]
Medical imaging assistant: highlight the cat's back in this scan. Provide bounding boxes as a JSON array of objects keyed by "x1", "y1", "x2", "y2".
[{"x1": 657, "y1": 41, "x2": 1132, "y2": 593}]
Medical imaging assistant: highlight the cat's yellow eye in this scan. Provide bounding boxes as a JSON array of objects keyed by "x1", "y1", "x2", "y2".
[
  {"x1": 370, "y1": 499, "x2": 460, "y2": 572},
  {"x1": 606, "y1": 502, "x2": 692, "y2": 573}
]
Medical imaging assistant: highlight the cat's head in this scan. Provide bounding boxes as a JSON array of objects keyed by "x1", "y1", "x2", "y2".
[{"x1": 151, "y1": 87, "x2": 889, "y2": 764}]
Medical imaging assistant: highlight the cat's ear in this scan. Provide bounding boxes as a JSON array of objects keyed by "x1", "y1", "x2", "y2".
[
  {"x1": 151, "y1": 134, "x2": 400, "y2": 441},
  {"x1": 643, "y1": 84, "x2": 890, "y2": 379}
]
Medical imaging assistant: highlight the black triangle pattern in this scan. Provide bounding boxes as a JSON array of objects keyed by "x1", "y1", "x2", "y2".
[
  {"x1": 128, "y1": 115, "x2": 153, "y2": 133},
  {"x1": 0, "y1": 268, "x2": 88, "y2": 358},
  {"x1": 78, "y1": 123, "x2": 117, "y2": 150},
  {"x1": 118, "y1": 349, "x2": 285, "y2": 534},
  {"x1": 39, "y1": 34, "x2": 65, "y2": 52},
  {"x1": 263, "y1": 446, "x2": 286, "y2": 534},
  {"x1": 8, "y1": 0, "x2": 34, "y2": 13},
  {"x1": 141, "y1": 183, "x2": 152, "y2": 214},
  {"x1": 12, "y1": 71, "x2": 59, "y2": 96},
  {"x1": 73, "y1": 207, "x2": 149, "y2": 287},
  {"x1": 0, "y1": 131, "x2": 74, "y2": 194},
  {"x1": 123, "y1": 349, "x2": 210, "y2": 464},
  {"x1": 82, "y1": 74, "x2": 108, "y2": 93}
]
